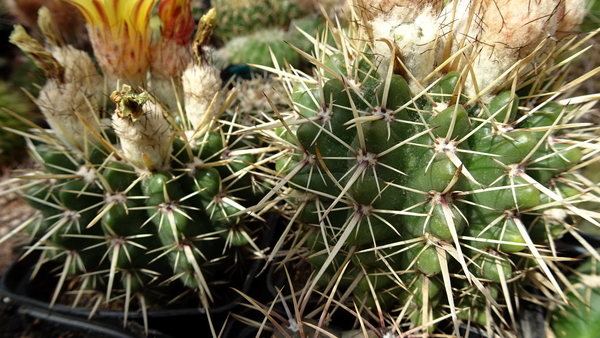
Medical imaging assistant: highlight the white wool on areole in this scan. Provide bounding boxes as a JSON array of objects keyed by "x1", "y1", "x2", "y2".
[
  {"x1": 370, "y1": 5, "x2": 444, "y2": 94},
  {"x1": 37, "y1": 79, "x2": 101, "y2": 152},
  {"x1": 181, "y1": 62, "x2": 223, "y2": 131},
  {"x1": 439, "y1": 0, "x2": 574, "y2": 102},
  {"x1": 112, "y1": 100, "x2": 172, "y2": 172}
]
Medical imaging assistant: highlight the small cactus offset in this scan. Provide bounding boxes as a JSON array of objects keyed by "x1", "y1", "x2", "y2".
[
  {"x1": 211, "y1": 2, "x2": 332, "y2": 71},
  {"x1": 211, "y1": 0, "x2": 348, "y2": 71},
  {"x1": 247, "y1": 0, "x2": 600, "y2": 336},
  {"x1": 212, "y1": 0, "x2": 307, "y2": 42},
  {"x1": 0, "y1": 2, "x2": 273, "y2": 336},
  {"x1": 213, "y1": 19, "x2": 318, "y2": 70}
]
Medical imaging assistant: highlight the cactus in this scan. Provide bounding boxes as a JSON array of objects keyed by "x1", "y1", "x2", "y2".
[
  {"x1": 211, "y1": 3, "x2": 329, "y2": 71},
  {"x1": 551, "y1": 256, "x2": 600, "y2": 338},
  {"x1": 212, "y1": 0, "x2": 306, "y2": 43},
  {"x1": 213, "y1": 16, "x2": 324, "y2": 70},
  {"x1": 0, "y1": 3, "x2": 274, "y2": 336},
  {"x1": 245, "y1": 0, "x2": 600, "y2": 336},
  {"x1": 0, "y1": 81, "x2": 39, "y2": 165},
  {"x1": 210, "y1": 0, "x2": 341, "y2": 71}
]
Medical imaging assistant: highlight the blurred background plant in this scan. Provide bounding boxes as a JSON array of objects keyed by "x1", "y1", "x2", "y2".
[
  {"x1": 0, "y1": 80, "x2": 38, "y2": 166},
  {"x1": 210, "y1": 0, "x2": 345, "y2": 72},
  {"x1": 0, "y1": 1, "x2": 42, "y2": 167},
  {"x1": 552, "y1": 255, "x2": 600, "y2": 338}
]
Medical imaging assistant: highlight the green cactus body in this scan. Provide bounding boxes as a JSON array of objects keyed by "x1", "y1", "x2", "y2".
[
  {"x1": 256, "y1": 1, "x2": 600, "y2": 335},
  {"x1": 13, "y1": 113, "x2": 269, "y2": 311},
  {"x1": 2, "y1": 8, "x2": 275, "y2": 334}
]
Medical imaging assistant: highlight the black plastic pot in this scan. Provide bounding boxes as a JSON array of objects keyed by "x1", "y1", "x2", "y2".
[{"x1": 0, "y1": 214, "x2": 279, "y2": 338}]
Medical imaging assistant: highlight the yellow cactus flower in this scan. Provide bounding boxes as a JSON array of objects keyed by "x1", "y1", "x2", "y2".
[{"x1": 64, "y1": 0, "x2": 158, "y2": 86}]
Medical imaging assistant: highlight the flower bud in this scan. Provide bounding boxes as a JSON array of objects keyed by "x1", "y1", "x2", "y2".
[
  {"x1": 181, "y1": 62, "x2": 222, "y2": 131},
  {"x1": 151, "y1": 0, "x2": 195, "y2": 79},
  {"x1": 111, "y1": 85, "x2": 172, "y2": 172},
  {"x1": 555, "y1": 0, "x2": 586, "y2": 39},
  {"x1": 64, "y1": 0, "x2": 158, "y2": 87},
  {"x1": 37, "y1": 80, "x2": 101, "y2": 152},
  {"x1": 51, "y1": 45, "x2": 103, "y2": 97},
  {"x1": 440, "y1": 0, "x2": 583, "y2": 100},
  {"x1": 371, "y1": 5, "x2": 443, "y2": 91}
]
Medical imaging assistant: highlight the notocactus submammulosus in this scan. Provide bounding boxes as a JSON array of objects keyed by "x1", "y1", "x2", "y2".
[
  {"x1": 252, "y1": 0, "x2": 600, "y2": 335},
  {"x1": 1, "y1": 4, "x2": 274, "y2": 336},
  {"x1": 18, "y1": 105, "x2": 268, "y2": 327}
]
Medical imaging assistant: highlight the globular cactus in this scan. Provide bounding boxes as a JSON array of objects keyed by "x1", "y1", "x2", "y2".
[
  {"x1": 247, "y1": 0, "x2": 600, "y2": 336},
  {"x1": 213, "y1": 17, "x2": 322, "y2": 70},
  {"x1": 0, "y1": 3, "x2": 273, "y2": 336},
  {"x1": 210, "y1": 0, "x2": 346, "y2": 71},
  {"x1": 211, "y1": 2, "x2": 329, "y2": 71},
  {"x1": 212, "y1": 0, "x2": 306, "y2": 43}
]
